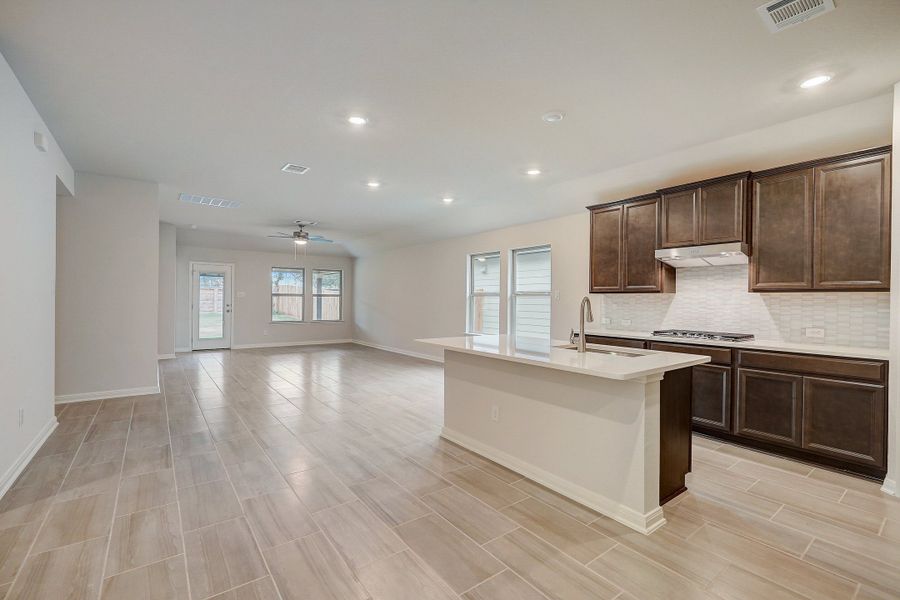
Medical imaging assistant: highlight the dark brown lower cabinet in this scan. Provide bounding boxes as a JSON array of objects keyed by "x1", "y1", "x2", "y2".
[
  {"x1": 736, "y1": 368, "x2": 803, "y2": 447},
  {"x1": 803, "y1": 377, "x2": 886, "y2": 468},
  {"x1": 692, "y1": 365, "x2": 732, "y2": 432}
]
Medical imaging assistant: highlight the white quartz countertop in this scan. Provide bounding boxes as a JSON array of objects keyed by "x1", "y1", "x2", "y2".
[
  {"x1": 583, "y1": 329, "x2": 889, "y2": 361},
  {"x1": 416, "y1": 335, "x2": 710, "y2": 381}
]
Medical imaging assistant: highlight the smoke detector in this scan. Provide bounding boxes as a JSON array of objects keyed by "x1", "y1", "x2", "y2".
[
  {"x1": 281, "y1": 163, "x2": 310, "y2": 175},
  {"x1": 757, "y1": 0, "x2": 835, "y2": 33}
]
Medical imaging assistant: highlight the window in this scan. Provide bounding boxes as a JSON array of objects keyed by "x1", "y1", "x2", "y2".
[
  {"x1": 511, "y1": 245, "x2": 551, "y2": 338},
  {"x1": 271, "y1": 267, "x2": 304, "y2": 322},
  {"x1": 468, "y1": 252, "x2": 501, "y2": 334},
  {"x1": 312, "y1": 269, "x2": 342, "y2": 321}
]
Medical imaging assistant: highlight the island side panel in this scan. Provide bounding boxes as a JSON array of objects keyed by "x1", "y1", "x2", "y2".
[
  {"x1": 658, "y1": 366, "x2": 693, "y2": 504},
  {"x1": 441, "y1": 349, "x2": 665, "y2": 533}
]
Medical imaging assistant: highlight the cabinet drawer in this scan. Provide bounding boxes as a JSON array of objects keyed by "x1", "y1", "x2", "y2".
[
  {"x1": 584, "y1": 336, "x2": 647, "y2": 349},
  {"x1": 737, "y1": 350, "x2": 884, "y2": 383},
  {"x1": 649, "y1": 342, "x2": 732, "y2": 366}
]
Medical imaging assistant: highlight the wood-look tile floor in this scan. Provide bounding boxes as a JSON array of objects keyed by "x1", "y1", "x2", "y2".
[{"x1": 1, "y1": 344, "x2": 899, "y2": 599}]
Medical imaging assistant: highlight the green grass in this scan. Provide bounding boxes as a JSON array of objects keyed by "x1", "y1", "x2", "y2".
[{"x1": 198, "y1": 312, "x2": 223, "y2": 339}]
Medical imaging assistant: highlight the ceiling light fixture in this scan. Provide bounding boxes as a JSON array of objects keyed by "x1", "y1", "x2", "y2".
[
  {"x1": 442, "y1": 197, "x2": 454, "y2": 204},
  {"x1": 294, "y1": 239, "x2": 308, "y2": 245},
  {"x1": 347, "y1": 115, "x2": 368, "y2": 126},
  {"x1": 526, "y1": 169, "x2": 542, "y2": 176},
  {"x1": 800, "y1": 74, "x2": 831, "y2": 88},
  {"x1": 542, "y1": 111, "x2": 565, "y2": 123},
  {"x1": 367, "y1": 181, "x2": 381, "y2": 188}
]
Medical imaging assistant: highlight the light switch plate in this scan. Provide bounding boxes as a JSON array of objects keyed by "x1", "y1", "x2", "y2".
[
  {"x1": 601, "y1": 317, "x2": 611, "y2": 325},
  {"x1": 621, "y1": 319, "x2": 632, "y2": 326},
  {"x1": 804, "y1": 327, "x2": 826, "y2": 338}
]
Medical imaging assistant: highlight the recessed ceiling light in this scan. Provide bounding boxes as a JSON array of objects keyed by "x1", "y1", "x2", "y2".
[
  {"x1": 190, "y1": 224, "x2": 198, "y2": 230},
  {"x1": 347, "y1": 115, "x2": 368, "y2": 126},
  {"x1": 367, "y1": 181, "x2": 381, "y2": 188},
  {"x1": 800, "y1": 74, "x2": 831, "y2": 88},
  {"x1": 294, "y1": 239, "x2": 307, "y2": 245},
  {"x1": 442, "y1": 197, "x2": 454, "y2": 204},
  {"x1": 526, "y1": 169, "x2": 542, "y2": 176},
  {"x1": 542, "y1": 111, "x2": 565, "y2": 123}
]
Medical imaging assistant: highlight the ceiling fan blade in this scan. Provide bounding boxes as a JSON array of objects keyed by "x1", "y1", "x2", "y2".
[
  {"x1": 307, "y1": 235, "x2": 334, "y2": 243},
  {"x1": 267, "y1": 234, "x2": 293, "y2": 238}
]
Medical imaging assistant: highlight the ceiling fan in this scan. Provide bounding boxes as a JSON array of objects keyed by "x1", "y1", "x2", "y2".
[{"x1": 268, "y1": 220, "x2": 334, "y2": 245}]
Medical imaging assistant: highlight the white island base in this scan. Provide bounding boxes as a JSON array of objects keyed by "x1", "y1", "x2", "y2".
[{"x1": 419, "y1": 336, "x2": 710, "y2": 534}]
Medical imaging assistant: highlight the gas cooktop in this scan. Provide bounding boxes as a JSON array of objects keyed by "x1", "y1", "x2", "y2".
[{"x1": 651, "y1": 329, "x2": 754, "y2": 342}]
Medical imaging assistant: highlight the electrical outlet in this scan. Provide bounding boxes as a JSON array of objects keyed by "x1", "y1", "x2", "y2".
[
  {"x1": 621, "y1": 319, "x2": 632, "y2": 326},
  {"x1": 804, "y1": 327, "x2": 826, "y2": 339},
  {"x1": 18, "y1": 408, "x2": 24, "y2": 428},
  {"x1": 263, "y1": 329, "x2": 269, "y2": 336},
  {"x1": 490, "y1": 406, "x2": 500, "y2": 422},
  {"x1": 553, "y1": 290, "x2": 560, "y2": 300},
  {"x1": 601, "y1": 317, "x2": 611, "y2": 325}
]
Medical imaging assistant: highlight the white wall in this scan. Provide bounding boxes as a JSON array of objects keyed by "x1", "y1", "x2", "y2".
[
  {"x1": 0, "y1": 50, "x2": 73, "y2": 494},
  {"x1": 886, "y1": 82, "x2": 900, "y2": 496},
  {"x1": 158, "y1": 222, "x2": 177, "y2": 357},
  {"x1": 354, "y1": 212, "x2": 588, "y2": 360},
  {"x1": 56, "y1": 173, "x2": 160, "y2": 399},
  {"x1": 175, "y1": 245, "x2": 353, "y2": 350}
]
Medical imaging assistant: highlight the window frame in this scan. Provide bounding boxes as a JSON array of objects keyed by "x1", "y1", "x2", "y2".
[
  {"x1": 510, "y1": 245, "x2": 552, "y2": 338},
  {"x1": 312, "y1": 269, "x2": 343, "y2": 322},
  {"x1": 467, "y1": 251, "x2": 501, "y2": 335},
  {"x1": 271, "y1": 267, "x2": 305, "y2": 323}
]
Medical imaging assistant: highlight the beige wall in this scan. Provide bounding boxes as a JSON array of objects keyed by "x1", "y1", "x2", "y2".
[
  {"x1": 158, "y1": 222, "x2": 177, "y2": 357},
  {"x1": 175, "y1": 245, "x2": 353, "y2": 349},
  {"x1": 0, "y1": 50, "x2": 73, "y2": 494},
  {"x1": 353, "y1": 212, "x2": 588, "y2": 360},
  {"x1": 56, "y1": 173, "x2": 160, "y2": 398}
]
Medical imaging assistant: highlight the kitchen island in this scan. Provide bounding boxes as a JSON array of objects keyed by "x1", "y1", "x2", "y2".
[{"x1": 417, "y1": 334, "x2": 710, "y2": 533}]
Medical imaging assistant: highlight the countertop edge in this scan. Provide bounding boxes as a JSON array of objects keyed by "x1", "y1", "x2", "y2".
[
  {"x1": 417, "y1": 337, "x2": 711, "y2": 381},
  {"x1": 583, "y1": 330, "x2": 889, "y2": 361}
]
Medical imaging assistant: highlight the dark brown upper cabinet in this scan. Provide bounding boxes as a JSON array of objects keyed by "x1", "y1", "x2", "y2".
[
  {"x1": 658, "y1": 173, "x2": 749, "y2": 248},
  {"x1": 588, "y1": 195, "x2": 674, "y2": 294},
  {"x1": 750, "y1": 147, "x2": 891, "y2": 292}
]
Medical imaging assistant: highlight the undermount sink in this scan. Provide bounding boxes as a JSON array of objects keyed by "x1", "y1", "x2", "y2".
[{"x1": 555, "y1": 344, "x2": 642, "y2": 357}]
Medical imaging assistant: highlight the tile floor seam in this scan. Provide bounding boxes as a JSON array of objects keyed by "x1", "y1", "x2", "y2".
[
  {"x1": 98, "y1": 401, "x2": 134, "y2": 588},
  {"x1": 4, "y1": 405, "x2": 99, "y2": 596},
  {"x1": 163, "y1": 381, "x2": 197, "y2": 600}
]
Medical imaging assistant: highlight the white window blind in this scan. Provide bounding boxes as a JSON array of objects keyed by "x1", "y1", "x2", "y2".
[
  {"x1": 511, "y1": 246, "x2": 551, "y2": 338},
  {"x1": 468, "y1": 252, "x2": 500, "y2": 334}
]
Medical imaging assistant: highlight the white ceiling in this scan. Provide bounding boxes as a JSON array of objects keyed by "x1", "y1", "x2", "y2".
[{"x1": 1, "y1": 0, "x2": 898, "y2": 256}]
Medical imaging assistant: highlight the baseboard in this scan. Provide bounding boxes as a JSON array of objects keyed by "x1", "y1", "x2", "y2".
[
  {"x1": 441, "y1": 427, "x2": 666, "y2": 534},
  {"x1": 157, "y1": 353, "x2": 177, "y2": 360},
  {"x1": 231, "y1": 339, "x2": 353, "y2": 350},
  {"x1": 175, "y1": 347, "x2": 191, "y2": 353},
  {"x1": 882, "y1": 478, "x2": 897, "y2": 496},
  {"x1": 0, "y1": 417, "x2": 58, "y2": 499},
  {"x1": 55, "y1": 385, "x2": 160, "y2": 404},
  {"x1": 352, "y1": 339, "x2": 443, "y2": 363}
]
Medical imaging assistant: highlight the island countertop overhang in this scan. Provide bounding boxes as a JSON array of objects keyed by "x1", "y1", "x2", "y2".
[{"x1": 417, "y1": 335, "x2": 710, "y2": 381}]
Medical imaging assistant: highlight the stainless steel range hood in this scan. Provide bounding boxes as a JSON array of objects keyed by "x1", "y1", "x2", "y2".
[{"x1": 655, "y1": 242, "x2": 749, "y2": 268}]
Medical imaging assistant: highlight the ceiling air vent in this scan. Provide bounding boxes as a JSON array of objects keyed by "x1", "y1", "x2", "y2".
[
  {"x1": 757, "y1": 0, "x2": 835, "y2": 32},
  {"x1": 281, "y1": 163, "x2": 310, "y2": 175},
  {"x1": 179, "y1": 193, "x2": 241, "y2": 209}
]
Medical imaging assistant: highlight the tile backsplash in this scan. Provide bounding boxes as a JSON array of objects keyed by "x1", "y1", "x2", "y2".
[{"x1": 597, "y1": 265, "x2": 889, "y2": 348}]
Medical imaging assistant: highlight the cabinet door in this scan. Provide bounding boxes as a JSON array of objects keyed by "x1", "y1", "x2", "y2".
[
  {"x1": 736, "y1": 368, "x2": 802, "y2": 447},
  {"x1": 660, "y1": 189, "x2": 698, "y2": 248},
  {"x1": 803, "y1": 377, "x2": 886, "y2": 467},
  {"x1": 589, "y1": 205, "x2": 623, "y2": 292},
  {"x1": 699, "y1": 178, "x2": 746, "y2": 244},
  {"x1": 623, "y1": 198, "x2": 667, "y2": 291},
  {"x1": 750, "y1": 169, "x2": 814, "y2": 291},
  {"x1": 814, "y1": 152, "x2": 891, "y2": 290},
  {"x1": 692, "y1": 365, "x2": 732, "y2": 432}
]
